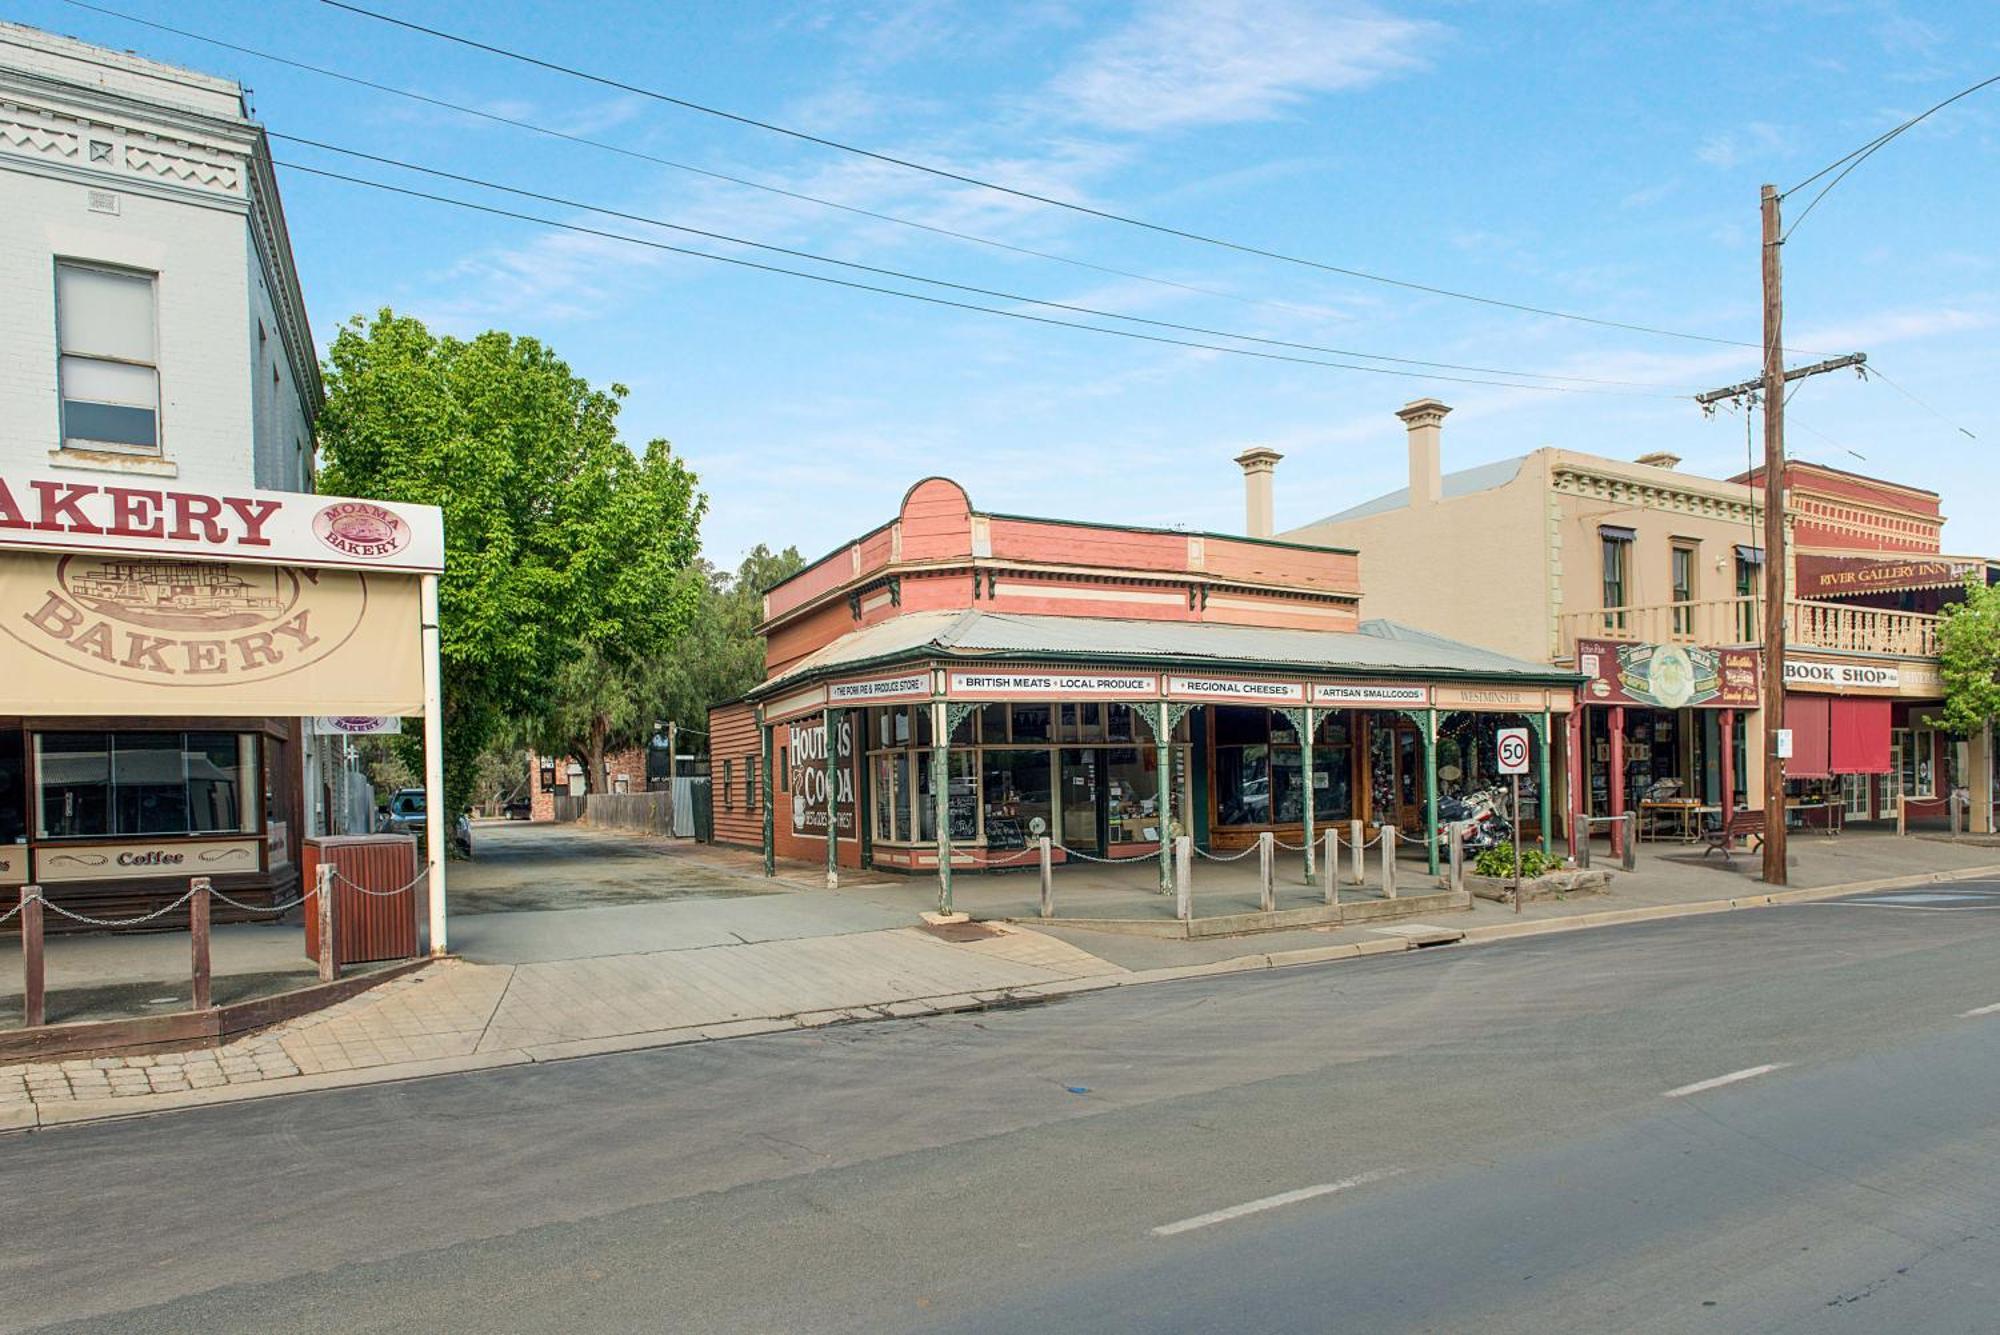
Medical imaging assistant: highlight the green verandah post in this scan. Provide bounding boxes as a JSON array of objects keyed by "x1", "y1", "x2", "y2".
[
  {"x1": 760, "y1": 714, "x2": 774, "y2": 877},
  {"x1": 1538, "y1": 708, "x2": 1555, "y2": 856},
  {"x1": 932, "y1": 698, "x2": 952, "y2": 915},
  {"x1": 823, "y1": 706, "x2": 840, "y2": 890},
  {"x1": 1424, "y1": 707, "x2": 1440, "y2": 876}
]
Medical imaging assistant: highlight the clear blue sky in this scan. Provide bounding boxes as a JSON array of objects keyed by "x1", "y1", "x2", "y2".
[{"x1": 22, "y1": 0, "x2": 1997, "y2": 565}]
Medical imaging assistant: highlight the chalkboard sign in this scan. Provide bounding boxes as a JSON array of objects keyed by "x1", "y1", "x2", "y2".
[
  {"x1": 986, "y1": 815, "x2": 1026, "y2": 850},
  {"x1": 949, "y1": 792, "x2": 978, "y2": 841}
]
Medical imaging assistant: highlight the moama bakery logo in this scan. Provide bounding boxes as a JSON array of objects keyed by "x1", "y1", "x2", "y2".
[
  {"x1": 313, "y1": 501, "x2": 411, "y2": 560},
  {"x1": 2, "y1": 554, "x2": 365, "y2": 687}
]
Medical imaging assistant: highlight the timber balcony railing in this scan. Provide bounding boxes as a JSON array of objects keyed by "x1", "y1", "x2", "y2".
[{"x1": 1557, "y1": 596, "x2": 1940, "y2": 659}]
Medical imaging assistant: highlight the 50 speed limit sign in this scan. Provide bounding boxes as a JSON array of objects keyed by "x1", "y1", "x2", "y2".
[{"x1": 1496, "y1": 727, "x2": 1532, "y2": 776}]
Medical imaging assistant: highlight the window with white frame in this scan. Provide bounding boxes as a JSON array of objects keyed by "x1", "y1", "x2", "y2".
[{"x1": 56, "y1": 261, "x2": 161, "y2": 454}]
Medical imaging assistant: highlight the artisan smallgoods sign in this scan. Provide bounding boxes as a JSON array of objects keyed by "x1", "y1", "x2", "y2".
[
  {"x1": 948, "y1": 671, "x2": 1159, "y2": 698},
  {"x1": 1576, "y1": 640, "x2": 1757, "y2": 710},
  {"x1": 789, "y1": 713, "x2": 857, "y2": 839},
  {"x1": 1312, "y1": 682, "x2": 1429, "y2": 707},
  {"x1": 0, "y1": 472, "x2": 443, "y2": 574},
  {"x1": 0, "y1": 551, "x2": 424, "y2": 716}
]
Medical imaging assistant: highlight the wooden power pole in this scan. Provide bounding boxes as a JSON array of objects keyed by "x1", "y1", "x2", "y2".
[
  {"x1": 1758, "y1": 183, "x2": 1788, "y2": 886},
  {"x1": 1694, "y1": 194, "x2": 1867, "y2": 886}
]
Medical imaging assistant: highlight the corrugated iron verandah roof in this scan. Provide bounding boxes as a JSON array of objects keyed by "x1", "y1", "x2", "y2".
[{"x1": 750, "y1": 609, "x2": 1580, "y2": 701}]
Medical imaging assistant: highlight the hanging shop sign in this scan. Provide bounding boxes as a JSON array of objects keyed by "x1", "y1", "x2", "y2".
[
  {"x1": 0, "y1": 552, "x2": 425, "y2": 717},
  {"x1": 1783, "y1": 659, "x2": 1900, "y2": 691},
  {"x1": 948, "y1": 671, "x2": 1160, "y2": 698},
  {"x1": 312, "y1": 716, "x2": 403, "y2": 735},
  {"x1": 1311, "y1": 682, "x2": 1430, "y2": 707},
  {"x1": 36, "y1": 837, "x2": 261, "y2": 883},
  {"x1": 827, "y1": 672, "x2": 932, "y2": 704},
  {"x1": 0, "y1": 472, "x2": 444, "y2": 574},
  {"x1": 1575, "y1": 640, "x2": 1757, "y2": 710},
  {"x1": 1166, "y1": 675, "x2": 1304, "y2": 703},
  {"x1": 787, "y1": 713, "x2": 857, "y2": 839}
]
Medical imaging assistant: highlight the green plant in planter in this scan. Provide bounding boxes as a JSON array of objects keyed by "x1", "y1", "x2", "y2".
[{"x1": 1474, "y1": 843, "x2": 1557, "y2": 879}]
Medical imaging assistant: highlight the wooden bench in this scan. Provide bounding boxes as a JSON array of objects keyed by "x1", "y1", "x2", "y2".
[{"x1": 1702, "y1": 809, "x2": 1764, "y2": 859}]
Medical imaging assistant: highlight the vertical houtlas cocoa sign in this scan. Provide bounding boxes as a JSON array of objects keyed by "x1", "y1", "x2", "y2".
[{"x1": 788, "y1": 714, "x2": 856, "y2": 838}]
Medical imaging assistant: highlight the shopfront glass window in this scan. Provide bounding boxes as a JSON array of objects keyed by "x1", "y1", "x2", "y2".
[
  {"x1": 1009, "y1": 704, "x2": 1051, "y2": 744},
  {"x1": 980, "y1": 750, "x2": 1051, "y2": 850},
  {"x1": 1269, "y1": 745, "x2": 1304, "y2": 824},
  {"x1": 1313, "y1": 716, "x2": 1352, "y2": 820},
  {"x1": 36, "y1": 732, "x2": 109, "y2": 838},
  {"x1": 1105, "y1": 747, "x2": 1163, "y2": 844},
  {"x1": 1216, "y1": 745, "x2": 1270, "y2": 827},
  {"x1": 114, "y1": 733, "x2": 188, "y2": 834},
  {"x1": 916, "y1": 751, "x2": 979, "y2": 842},
  {"x1": 872, "y1": 753, "x2": 898, "y2": 842},
  {"x1": 0, "y1": 731, "x2": 22, "y2": 845}
]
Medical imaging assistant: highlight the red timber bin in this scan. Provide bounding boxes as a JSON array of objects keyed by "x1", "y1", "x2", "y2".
[{"x1": 303, "y1": 835, "x2": 421, "y2": 967}]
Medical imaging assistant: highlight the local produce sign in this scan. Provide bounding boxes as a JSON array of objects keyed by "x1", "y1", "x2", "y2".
[{"x1": 947, "y1": 671, "x2": 1159, "y2": 698}]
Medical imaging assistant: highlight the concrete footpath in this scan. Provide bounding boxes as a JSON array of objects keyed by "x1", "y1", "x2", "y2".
[{"x1": 5, "y1": 826, "x2": 1999, "y2": 1133}]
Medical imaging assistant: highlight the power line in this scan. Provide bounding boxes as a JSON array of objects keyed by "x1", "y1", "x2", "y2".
[
  {"x1": 275, "y1": 158, "x2": 1694, "y2": 397},
  {"x1": 1782, "y1": 71, "x2": 2000, "y2": 241},
  {"x1": 1863, "y1": 363, "x2": 1979, "y2": 440},
  {"x1": 52, "y1": 0, "x2": 1349, "y2": 329},
  {"x1": 317, "y1": 0, "x2": 1766, "y2": 351},
  {"x1": 272, "y1": 132, "x2": 1693, "y2": 393}
]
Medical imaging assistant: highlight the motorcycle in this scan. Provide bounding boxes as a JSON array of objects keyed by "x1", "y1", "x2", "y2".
[{"x1": 1436, "y1": 785, "x2": 1513, "y2": 858}]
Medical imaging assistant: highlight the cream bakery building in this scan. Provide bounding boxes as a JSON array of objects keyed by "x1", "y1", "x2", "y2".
[{"x1": 0, "y1": 471, "x2": 446, "y2": 941}]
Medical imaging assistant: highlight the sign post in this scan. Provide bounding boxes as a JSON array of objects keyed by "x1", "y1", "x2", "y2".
[{"x1": 1497, "y1": 727, "x2": 1532, "y2": 914}]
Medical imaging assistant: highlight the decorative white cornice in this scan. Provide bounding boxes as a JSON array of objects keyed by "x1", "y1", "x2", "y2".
[{"x1": 1550, "y1": 463, "x2": 1762, "y2": 524}]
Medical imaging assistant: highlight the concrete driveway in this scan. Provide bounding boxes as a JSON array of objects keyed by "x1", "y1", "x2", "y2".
[{"x1": 450, "y1": 820, "x2": 793, "y2": 915}]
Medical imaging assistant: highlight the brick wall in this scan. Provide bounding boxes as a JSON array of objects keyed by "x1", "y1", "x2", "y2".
[{"x1": 527, "y1": 745, "x2": 651, "y2": 821}]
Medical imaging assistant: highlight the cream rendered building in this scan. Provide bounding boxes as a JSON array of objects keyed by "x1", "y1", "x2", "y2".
[{"x1": 1276, "y1": 400, "x2": 1970, "y2": 845}]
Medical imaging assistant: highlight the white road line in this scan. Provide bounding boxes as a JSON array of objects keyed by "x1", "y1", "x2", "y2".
[
  {"x1": 1961, "y1": 1002, "x2": 2000, "y2": 1018},
  {"x1": 1663, "y1": 1063, "x2": 1789, "y2": 1099},
  {"x1": 1151, "y1": 1168, "x2": 1405, "y2": 1237}
]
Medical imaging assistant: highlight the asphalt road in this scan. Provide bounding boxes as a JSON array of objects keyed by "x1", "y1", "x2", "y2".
[{"x1": 6, "y1": 888, "x2": 2000, "y2": 1333}]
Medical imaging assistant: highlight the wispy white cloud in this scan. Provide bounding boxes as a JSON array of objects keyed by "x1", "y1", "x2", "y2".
[
  {"x1": 1696, "y1": 121, "x2": 1788, "y2": 169},
  {"x1": 1050, "y1": 0, "x2": 1441, "y2": 133}
]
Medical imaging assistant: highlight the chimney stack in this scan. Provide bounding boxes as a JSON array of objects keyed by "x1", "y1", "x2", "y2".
[
  {"x1": 1234, "y1": 446, "x2": 1283, "y2": 539},
  {"x1": 1397, "y1": 398, "x2": 1451, "y2": 507}
]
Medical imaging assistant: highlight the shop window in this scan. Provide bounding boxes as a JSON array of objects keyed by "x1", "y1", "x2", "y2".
[
  {"x1": 1734, "y1": 547, "x2": 1763, "y2": 642},
  {"x1": 57, "y1": 261, "x2": 161, "y2": 454},
  {"x1": 1106, "y1": 703, "x2": 1136, "y2": 743},
  {"x1": 0, "y1": 731, "x2": 24, "y2": 846},
  {"x1": 978, "y1": 703, "x2": 1008, "y2": 744},
  {"x1": 1059, "y1": 702, "x2": 1106, "y2": 743},
  {"x1": 1010, "y1": 704, "x2": 1052, "y2": 744},
  {"x1": 1105, "y1": 747, "x2": 1164, "y2": 844},
  {"x1": 980, "y1": 750, "x2": 1051, "y2": 851},
  {"x1": 745, "y1": 757, "x2": 758, "y2": 812},
  {"x1": 34, "y1": 731, "x2": 256, "y2": 839},
  {"x1": 1312, "y1": 715, "x2": 1353, "y2": 820},
  {"x1": 721, "y1": 760, "x2": 733, "y2": 812},
  {"x1": 915, "y1": 751, "x2": 980, "y2": 842}
]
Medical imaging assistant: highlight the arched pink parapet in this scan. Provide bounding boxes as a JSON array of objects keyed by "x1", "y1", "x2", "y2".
[{"x1": 896, "y1": 477, "x2": 974, "y2": 561}]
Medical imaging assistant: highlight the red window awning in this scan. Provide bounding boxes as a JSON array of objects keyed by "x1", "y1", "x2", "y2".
[
  {"x1": 1785, "y1": 693, "x2": 1831, "y2": 779},
  {"x1": 1829, "y1": 697, "x2": 1892, "y2": 774}
]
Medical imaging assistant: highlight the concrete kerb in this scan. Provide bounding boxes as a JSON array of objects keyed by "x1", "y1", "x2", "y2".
[{"x1": 10, "y1": 860, "x2": 1999, "y2": 1134}]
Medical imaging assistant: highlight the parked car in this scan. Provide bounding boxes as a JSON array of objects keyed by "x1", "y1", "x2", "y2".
[
  {"x1": 502, "y1": 796, "x2": 533, "y2": 821},
  {"x1": 380, "y1": 788, "x2": 474, "y2": 857}
]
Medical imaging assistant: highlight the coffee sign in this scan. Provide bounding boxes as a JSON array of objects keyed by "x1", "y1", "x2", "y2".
[{"x1": 36, "y1": 838, "x2": 260, "y2": 883}]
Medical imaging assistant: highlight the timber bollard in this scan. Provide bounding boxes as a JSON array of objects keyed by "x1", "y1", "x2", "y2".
[
  {"x1": 21, "y1": 886, "x2": 43, "y2": 1028},
  {"x1": 190, "y1": 877, "x2": 212, "y2": 1012},
  {"x1": 1349, "y1": 819, "x2": 1365, "y2": 885},
  {"x1": 1621, "y1": 814, "x2": 1637, "y2": 872},
  {"x1": 1038, "y1": 837, "x2": 1053, "y2": 920},
  {"x1": 1447, "y1": 823, "x2": 1465, "y2": 893},
  {"x1": 316, "y1": 864, "x2": 338, "y2": 983},
  {"x1": 1381, "y1": 827, "x2": 1397, "y2": 899},
  {"x1": 1174, "y1": 836, "x2": 1192, "y2": 921},
  {"x1": 1322, "y1": 829, "x2": 1339, "y2": 907},
  {"x1": 1257, "y1": 831, "x2": 1276, "y2": 912}
]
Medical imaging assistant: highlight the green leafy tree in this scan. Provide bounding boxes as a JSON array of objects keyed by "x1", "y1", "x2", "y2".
[
  {"x1": 650, "y1": 545, "x2": 804, "y2": 750},
  {"x1": 1933, "y1": 575, "x2": 2000, "y2": 738},
  {"x1": 317, "y1": 309, "x2": 705, "y2": 815}
]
